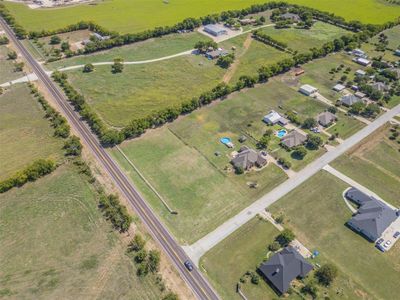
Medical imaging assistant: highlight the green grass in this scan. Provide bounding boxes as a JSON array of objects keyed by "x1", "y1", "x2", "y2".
[
  {"x1": 271, "y1": 146, "x2": 326, "y2": 172},
  {"x1": 4, "y1": 0, "x2": 400, "y2": 35},
  {"x1": 260, "y1": 21, "x2": 350, "y2": 53},
  {"x1": 65, "y1": 54, "x2": 225, "y2": 127},
  {"x1": 111, "y1": 128, "x2": 287, "y2": 244},
  {"x1": 47, "y1": 31, "x2": 211, "y2": 70},
  {"x1": 0, "y1": 45, "x2": 24, "y2": 83},
  {"x1": 269, "y1": 170, "x2": 400, "y2": 300},
  {"x1": 327, "y1": 111, "x2": 366, "y2": 139},
  {"x1": 0, "y1": 164, "x2": 164, "y2": 299},
  {"x1": 0, "y1": 84, "x2": 63, "y2": 181}
]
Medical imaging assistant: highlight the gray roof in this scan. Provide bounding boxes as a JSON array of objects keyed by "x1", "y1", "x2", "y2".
[
  {"x1": 317, "y1": 111, "x2": 336, "y2": 126},
  {"x1": 259, "y1": 246, "x2": 313, "y2": 294},
  {"x1": 340, "y1": 94, "x2": 361, "y2": 106},
  {"x1": 346, "y1": 188, "x2": 398, "y2": 241},
  {"x1": 281, "y1": 130, "x2": 307, "y2": 148},
  {"x1": 371, "y1": 82, "x2": 388, "y2": 92},
  {"x1": 281, "y1": 13, "x2": 301, "y2": 21},
  {"x1": 231, "y1": 147, "x2": 267, "y2": 170},
  {"x1": 206, "y1": 49, "x2": 228, "y2": 59},
  {"x1": 204, "y1": 24, "x2": 227, "y2": 34}
]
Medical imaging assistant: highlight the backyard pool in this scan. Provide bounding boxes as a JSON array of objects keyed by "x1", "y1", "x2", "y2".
[
  {"x1": 276, "y1": 129, "x2": 287, "y2": 138},
  {"x1": 220, "y1": 137, "x2": 231, "y2": 144}
]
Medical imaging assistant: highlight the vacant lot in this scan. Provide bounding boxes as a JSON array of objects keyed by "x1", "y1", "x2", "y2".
[
  {"x1": 4, "y1": 0, "x2": 400, "y2": 34},
  {"x1": 48, "y1": 31, "x2": 211, "y2": 69},
  {"x1": 332, "y1": 124, "x2": 400, "y2": 207},
  {"x1": 269, "y1": 171, "x2": 400, "y2": 300},
  {"x1": 0, "y1": 44, "x2": 24, "y2": 84},
  {"x1": 0, "y1": 164, "x2": 164, "y2": 299},
  {"x1": 0, "y1": 84, "x2": 63, "y2": 181},
  {"x1": 260, "y1": 22, "x2": 350, "y2": 53}
]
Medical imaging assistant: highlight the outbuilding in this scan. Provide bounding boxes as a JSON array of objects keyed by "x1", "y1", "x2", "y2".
[
  {"x1": 355, "y1": 69, "x2": 366, "y2": 77},
  {"x1": 203, "y1": 24, "x2": 228, "y2": 37},
  {"x1": 332, "y1": 83, "x2": 345, "y2": 92},
  {"x1": 299, "y1": 84, "x2": 318, "y2": 96},
  {"x1": 354, "y1": 57, "x2": 371, "y2": 66},
  {"x1": 263, "y1": 110, "x2": 288, "y2": 126},
  {"x1": 394, "y1": 49, "x2": 400, "y2": 56}
]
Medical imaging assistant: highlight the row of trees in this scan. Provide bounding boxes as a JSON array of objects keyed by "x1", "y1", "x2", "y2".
[
  {"x1": 99, "y1": 194, "x2": 133, "y2": 232},
  {"x1": 128, "y1": 234, "x2": 161, "y2": 277},
  {"x1": 252, "y1": 30, "x2": 289, "y2": 52},
  {"x1": 0, "y1": 3, "x2": 27, "y2": 38}
]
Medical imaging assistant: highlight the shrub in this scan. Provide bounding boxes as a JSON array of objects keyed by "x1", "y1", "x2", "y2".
[
  {"x1": 217, "y1": 53, "x2": 235, "y2": 68},
  {"x1": 234, "y1": 166, "x2": 244, "y2": 174},
  {"x1": 111, "y1": 58, "x2": 124, "y2": 73},
  {"x1": 292, "y1": 146, "x2": 307, "y2": 159},
  {"x1": 128, "y1": 234, "x2": 146, "y2": 252},
  {"x1": 83, "y1": 63, "x2": 94, "y2": 73},
  {"x1": 7, "y1": 51, "x2": 17, "y2": 60},
  {"x1": 162, "y1": 293, "x2": 179, "y2": 300},
  {"x1": 276, "y1": 228, "x2": 295, "y2": 247},
  {"x1": 315, "y1": 263, "x2": 338, "y2": 286},
  {"x1": 50, "y1": 35, "x2": 61, "y2": 44},
  {"x1": 302, "y1": 117, "x2": 317, "y2": 129},
  {"x1": 306, "y1": 134, "x2": 323, "y2": 150},
  {"x1": 0, "y1": 36, "x2": 9, "y2": 45},
  {"x1": 278, "y1": 157, "x2": 292, "y2": 169},
  {"x1": 301, "y1": 281, "x2": 318, "y2": 299},
  {"x1": 63, "y1": 136, "x2": 82, "y2": 156},
  {"x1": 148, "y1": 250, "x2": 161, "y2": 273},
  {"x1": 268, "y1": 241, "x2": 281, "y2": 251},
  {"x1": 98, "y1": 194, "x2": 132, "y2": 232},
  {"x1": 135, "y1": 249, "x2": 148, "y2": 263}
]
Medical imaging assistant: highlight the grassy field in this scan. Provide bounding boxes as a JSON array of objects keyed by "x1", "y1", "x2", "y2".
[
  {"x1": 331, "y1": 124, "x2": 400, "y2": 207},
  {"x1": 0, "y1": 164, "x2": 164, "y2": 299},
  {"x1": 0, "y1": 84, "x2": 63, "y2": 181},
  {"x1": 65, "y1": 54, "x2": 225, "y2": 127},
  {"x1": 327, "y1": 111, "x2": 366, "y2": 139},
  {"x1": 4, "y1": 0, "x2": 400, "y2": 34},
  {"x1": 260, "y1": 21, "x2": 350, "y2": 53},
  {"x1": 269, "y1": 170, "x2": 400, "y2": 300},
  {"x1": 0, "y1": 45, "x2": 24, "y2": 84},
  {"x1": 47, "y1": 31, "x2": 211, "y2": 69},
  {"x1": 111, "y1": 128, "x2": 287, "y2": 244}
]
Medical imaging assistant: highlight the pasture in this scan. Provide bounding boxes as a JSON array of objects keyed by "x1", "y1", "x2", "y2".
[
  {"x1": 3, "y1": 0, "x2": 400, "y2": 34},
  {"x1": 0, "y1": 84, "x2": 63, "y2": 181},
  {"x1": 0, "y1": 164, "x2": 164, "y2": 299},
  {"x1": 269, "y1": 170, "x2": 400, "y2": 300},
  {"x1": 0, "y1": 45, "x2": 24, "y2": 84}
]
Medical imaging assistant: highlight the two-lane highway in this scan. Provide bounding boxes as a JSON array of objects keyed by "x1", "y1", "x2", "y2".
[{"x1": 0, "y1": 18, "x2": 219, "y2": 300}]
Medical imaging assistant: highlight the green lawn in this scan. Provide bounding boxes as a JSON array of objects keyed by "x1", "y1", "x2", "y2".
[
  {"x1": 269, "y1": 171, "x2": 400, "y2": 300},
  {"x1": 0, "y1": 84, "x2": 63, "y2": 181},
  {"x1": 65, "y1": 54, "x2": 225, "y2": 127},
  {"x1": 327, "y1": 111, "x2": 366, "y2": 139},
  {"x1": 47, "y1": 31, "x2": 211, "y2": 70},
  {"x1": 0, "y1": 45, "x2": 24, "y2": 84},
  {"x1": 0, "y1": 164, "x2": 164, "y2": 299},
  {"x1": 4, "y1": 0, "x2": 400, "y2": 34},
  {"x1": 260, "y1": 22, "x2": 350, "y2": 53},
  {"x1": 111, "y1": 128, "x2": 287, "y2": 244}
]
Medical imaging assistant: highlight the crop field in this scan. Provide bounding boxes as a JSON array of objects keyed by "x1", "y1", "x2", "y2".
[
  {"x1": 0, "y1": 84, "x2": 63, "y2": 181},
  {"x1": 111, "y1": 128, "x2": 287, "y2": 244},
  {"x1": 4, "y1": 0, "x2": 400, "y2": 34},
  {"x1": 48, "y1": 31, "x2": 211, "y2": 70},
  {"x1": 269, "y1": 171, "x2": 400, "y2": 300},
  {"x1": 0, "y1": 164, "x2": 164, "y2": 299},
  {"x1": 259, "y1": 22, "x2": 350, "y2": 53},
  {"x1": 331, "y1": 124, "x2": 400, "y2": 207},
  {"x1": 0, "y1": 45, "x2": 24, "y2": 84}
]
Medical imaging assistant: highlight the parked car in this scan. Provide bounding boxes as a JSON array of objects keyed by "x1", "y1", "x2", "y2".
[
  {"x1": 394, "y1": 232, "x2": 400, "y2": 238},
  {"x1": 384, "y1": 241, "x2": 392, "y2": 248},
  {"x1": 376, "y1": 238, "x2": 384, "y2": 244},
  {"x1": 184, "y1": 260, "x2": 194, "y2": 271}
]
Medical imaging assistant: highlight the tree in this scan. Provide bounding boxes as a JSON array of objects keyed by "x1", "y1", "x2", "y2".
[
  {"x1": 301, "y1": 281, "x2": 318, "y2": 299},
  {"x1": 268, "y1": 241, "x2": 281, "y2": 251},
  {"x1": 363, "y1": 103, "x2": 380, "y2": 117},
  {"x1": 162, "y1": 293, "x2": 179, "y2": 300},
  {"x1": 327, "y1": 106, "x2": 337, "y2": 114},
  {"x1": 63, "y1": 136, "x2": 82, "y2": 156},
  {"x1": 306, "y1": 134, "x2": 323, "y2": 150},
  {"x1": 14, "y1": 62, "x2": 24, "y2": 72},
  {"x1": 276, "y1": 229, "x2": 295, "y2": 247},
  {"x1": 250, "y1": 272, "x2": 260, "y2": 284},
  {"x1": 137, "y1": 262, "x2": 149, "y2": 277},
  {"x1": 128, "y1": 234, "x2": 146, "y2": 252},
  {"x1": 217, "y1": 53, "x2": 235, "y2": 68},
  {"x1": 349, "y1": 101, "x2": 366, "y2": 115},
  {"x1": 315, "y1": 264, "x2": 338, "y2": 286},
  {"x1": 194, "y1": 40, "x2": 217, "y2": 53},
  {"x1": 60, "y1": 41, "x2": 70, "y2": 52},
  {"x1": 292, "y1": 146, "x2": 307, "y2": 159},
  {"x1": 111, "y1": 58, "x2": 124, "y2": 73},
  {"x1": 0, "y1": 36, "x2": 9, "y2": 45},
  {"x1": 257, "y1": 135, "x2": 270, "y2": 149},
  {"x1": 50, "y1": 35, "x2": 61, "y2": 45},
  {"x1": 83, "y1": 63, "x2": 94, "y2": 73},
  {"x1": 278, "y1": 157, "x2": 291, "y2": 169},
  {"x1": 7, "y1": 51, "x2": 17, "y2": 60},
  {"x1": 135, "y1": 249, "x2": 148, "y2": 263},
  {"x1": 234, "y1": 166, "x2": 244, "y2": 175},
  {"x1": 302, "y1": 117, "x2": 317, "y2": 129},
  {"x1": 148, "y1": 250, "x2": 161, "y2": 273}
]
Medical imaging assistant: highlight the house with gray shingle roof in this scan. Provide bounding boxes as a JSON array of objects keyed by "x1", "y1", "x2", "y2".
[
  {"x1": 370, "y1": 82, "x2": 388, "y2": 92},
  {"x1": 281, "y1": 12, "x2": 301, "y2": 22},
  {"x1": 346, "y1": 188, "x2": 398, "y2": 242},
  {"x1": 231, "y1": 146, "x2": 267, "y2": 171},
  {"x1": 281, "y1": 130, "x2": 307, "y2": 149},
  {"x1": 317, "y1": 111, "x2": 337, "y2": 127},
  {"x1": 340, "y1": 94, "x2": 362, "y2": 107},
  {"x1": 259, "y1": 246, "x2": 313, "y2": 295}
]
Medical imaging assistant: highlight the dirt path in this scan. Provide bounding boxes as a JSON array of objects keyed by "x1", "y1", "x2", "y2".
[{"x1": 222, "y1": 33, "x2": 253, "y2": 83}]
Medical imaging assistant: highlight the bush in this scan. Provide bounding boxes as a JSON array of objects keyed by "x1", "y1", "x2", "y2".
[
  {"x1": 148, "y1": 250, "x2": 161, "y2": 273},
  {"x1": 83, "y1": 63, "x2": 94, "y2": 73},
  {"x1": 250, "y1": 272, "x2": 260, "y2": 285},
  {"x1": 98, "y1": 194, "x2": 132, "y2": 232},
  {"x1": 276, "y1": 228, "x2": 295, "y2": 247},
  {"x1": 301, "y1": 281, "x2": 318, "y2": 299},
  {"x1": 315, "y1": 263, "x2": 338, "y2": 286},
  {"x1": 111, "y1": 58, "x2": 124, "y2": 73},
  {"x1": 217, "y1": 53, "x2": 235, "y2": 68},
  {"x1": 63, "y1": 136, "x2": 82, "y2": 156},
  {"x1": 292, "y1": 146, "x2": 307, "y2": 159},
  {"x1": 128, "y1": 234, "x2": 146, "y2": 252},
  {"x1": 268, "y1": 241, "x2": 281, "y2": 251},
  {"x1": 7, "y1": 51, "x2": 17, "y2": 60},
  {"x1": 302, "y1": 117, "x2": 317, "y2": 129},
  {"x1": 135, "y1": 249, "x2": 148, "y2": 263},
  {"x1": 50, "y1": 35, "x2": 61, "y2": 44},
  {"x1": 278, "y1": 157, "x2": 292, "y2": 169},
  {"x1": 306, "y1": 134, "x2": 323, "y2": 150},
  {"x1": 0, "y1": 36, "x2": 9, "y2": 45},
  {"x1": 234, "y1": 166, "x2": 244, "y2": 174},
  {"x1": 162, "y1": 293, "x2": 179, "y2": 300}
]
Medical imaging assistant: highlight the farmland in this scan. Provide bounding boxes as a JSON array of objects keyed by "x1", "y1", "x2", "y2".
[
  {"x1": 269, "y1": 171, "x2": 400, "y2": 300},
  {"x1": 0, "y1": 84, "x2": 63, "y2": 181},
  {"x1": 0, "y1": 164, "x2": 164, "y2": 299},
  {"x1": 3, "y1": 0, "x2": 400, "y2": 35}
]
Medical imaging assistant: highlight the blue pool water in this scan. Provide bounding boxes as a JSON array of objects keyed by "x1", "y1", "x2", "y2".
[
  {"x1": 220, "y1": 137, "x2": 231, "y2": 145},
  {"x1": 276, "y1": 129, "x2": 287, "y2": 138}
]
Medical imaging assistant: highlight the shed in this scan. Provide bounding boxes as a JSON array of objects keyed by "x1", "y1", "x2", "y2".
[
  {"x1": 354, "y1": 57, "x2": 371, "y2": 66},
  {"x1": 332, "y1": 83, "x2": 345, "y2": 92},
  {"x1": 203, "y1": 24, "x2": 228, "y2": 37},
  {"x1": 355, "y1": 69, "x2": 366, "y2": 77},
  {"x1": 299, "y1": 84, "x2": 318, "y2": 96}
]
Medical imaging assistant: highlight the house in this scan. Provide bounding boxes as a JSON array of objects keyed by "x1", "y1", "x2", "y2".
[
  {"x1": 231, "y1": 146, "x2": 267, "y2": 171},
  {"x1": 332, "y1": 83, "x2": 346, "y2": 92},
  {"x1": 346, "y1": 188, "x2": 398, "y2": 242},
  {"x1": 355, "y1": 91, "x2": 366, "y2": 98},
  {"x1": 317, "y1": 111, "x2": 336, "y2": 127},
  {"x1": 259, "y1": 246, "x2": 313, "y2": 295},
  {"x1": 299, "y1": 84, "x2": 318, "y2": 96},
  {"x1": 92, "y1": 32, "x2": 110, "y2": 41},
  {"x1": 239, "y1": 18, "x2": 256, "y2": 25},
  {"x1": 263, "y1": 110, "x2": 288, "y2": 126},
  {"x1": 281, "y1": 13, "x2": 301, "y2": 22},
  {"x1": 394, "y1": 49, "x2": 400, "y2": 56},
  {"x1": 203, "y1": 24, "x2": 228, "y2": 37},
  {"x1": 354, "y1": 57, "x2": 371, "y2": 66},
  {"x1": 371, "y1": 82, "x2": 388, "y2": 92},
  {"x1": 294, "y1": 68, "x2": 305, "y2": 76},
  {"x1": 340, "y1": 94, "x2": 362, "y2": 106},
  {"x1": 281, "y1": 130, "x2": 307, "y2": 148},
  {"x1": 355, "y1": 69, "x2": 366, "y2": 77},
  {"x1": 205, "y1": 49, "x2": 228, "y2": 59},
  {"x1": 352, "y1": 48, "x2": 366, "y2": 57}
]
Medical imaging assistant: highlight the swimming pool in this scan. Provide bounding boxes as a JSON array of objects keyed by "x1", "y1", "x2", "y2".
[
  {"x1": 220, "y1": 137, "x2": 231, "y2": 145},
  {"x1": 276, "y1": 129, "x2": 287, "y2": 139}
]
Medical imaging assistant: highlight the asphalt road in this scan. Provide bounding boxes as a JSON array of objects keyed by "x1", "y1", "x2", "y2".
[{"x1": 0, "y1": 18, "x2": 219, "y2": 300}]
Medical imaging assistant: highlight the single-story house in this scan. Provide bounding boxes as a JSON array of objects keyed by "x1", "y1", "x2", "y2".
[
  {"x1": 231, "y1": 146, "x2": 267, "y2": 171},
  {"x1": 340, "y1": 94, "x2": 362, "y2": 106},
  {"x1": 263, "y1": 110, "x2": 288, "y2": 126},
  {"x1": 355, "y1": 91, "x2": 366, "y2": 98},
  {"x1": 394, "y1": 49, "x2": 400, "y2": 56},
  {"x1": 299, "y1": 84, "x2": 318, "y2": 96},
  {"x1": 371, "y1": 82, "x2": 388, "y2": 92},
  {"x1": 332, "y1": 83, "x2": 346, "y2": 92},
  {"x1": 317, "y1": 111, "x2": 336, "y2": 127},
  {"x1": 346, "y1": 188, "x2": 398, "y2": 242},
  {"x1": 203, "y1": 24, "x2": 228, "y2": 37},
  {"x1": 355, "y1": 69, "x2": 366, "y2": 77},
  {"x1": 259, "y1": 246, "x2": 313, "y2": 295},
  {"x1": 281, "y1": 130, "x2": 307, "y2": 148},
  {"x1": 281, "y1": 12, "x2": 301, "y2": 22},
  {"x1": 239, "y1": 18, "x2": 256, "y2": 25},
  {"x1": 352, "y1": 48, "x2": 366, "y2": 57},
  {"x1": 354, "y1": 57, "x2": 371, "y2": 66},
  {"x1": 92, "y1": 32, "x2": 110, "y2": 41},
  {"x1": 205, "y1": 49, "x2": 228, "y2": 59}
]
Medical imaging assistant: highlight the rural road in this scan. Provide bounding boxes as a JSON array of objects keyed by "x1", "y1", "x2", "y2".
[
  {"x1": 0, "y1": 17, "x2": 219, "y2": 300},
  {"x1": 185, "y1": 103, "x2": 400, "y2": 265}
]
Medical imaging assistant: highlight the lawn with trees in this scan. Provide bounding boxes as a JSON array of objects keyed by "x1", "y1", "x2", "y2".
[{"x1": 0, "y1": 45, "x2": 24, "y2": 83}]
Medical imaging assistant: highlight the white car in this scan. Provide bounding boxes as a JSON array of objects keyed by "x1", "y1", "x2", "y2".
[{"x1": 384, "y1": 240, "x2": 392, "y2": 248}]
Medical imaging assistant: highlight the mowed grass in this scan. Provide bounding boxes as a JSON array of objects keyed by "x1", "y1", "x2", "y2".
[
  {"x1": 0, "y1": 45, "x2": 24, "y2": 83},
  {"x1": 260, "y1": 21, "x2": 350, "y2": 53},
  {"x1": 4, "y1": 0, "x2": 400, "y2": 34},
  {"x1": 112, "y1": 128, "x2": 287, "y2": 244},
  {"x1": 66, "y1": 54, "x2": 225, "y2": 127},
  {"x1": 269, "y1": 171, "x2": 400, "y2": 300},
  {"x1": 0, "y1": 84, "x2": 63, "y2": 181},
  {"x1": 331, "y1": 124, "x2": 400, "y2": 207},
  {"x1": 48, "y1": 31, "x2": 211, "y2": 69},
  {"x1": 0, "y1": 164, "x2": 163, "y2": 299},
  {"x1": 327, "y1": 111, "x2": 365, "y2": 139}
]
